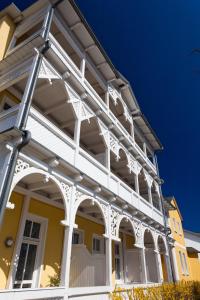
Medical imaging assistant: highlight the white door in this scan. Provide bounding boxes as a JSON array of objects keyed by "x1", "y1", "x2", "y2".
[{"x1": 13, "y1": 217, "x2": 45, "y2": 289}]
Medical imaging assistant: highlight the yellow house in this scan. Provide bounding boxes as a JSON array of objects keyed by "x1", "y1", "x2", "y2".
[
  {"x1": 184, "y1": 230, "x2": 200, "y2": 281},
  {"x1": 165, "y1": 197, "x2": 190, "y2": 281}
]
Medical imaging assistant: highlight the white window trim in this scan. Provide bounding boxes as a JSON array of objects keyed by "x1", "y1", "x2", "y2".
[
  {"x1": 92, "y1": 234, "x2": 104, "y2": 255},
  {"x1": 182, "y1": 252, "x2": 189, "y2": 276},
  {"x1": 9, "y1": 209, "x2": 48, "y2": 289}
]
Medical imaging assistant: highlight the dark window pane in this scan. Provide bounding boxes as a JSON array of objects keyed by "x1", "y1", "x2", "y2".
[
  {"x1": 24, "y1": 220, "x2": 32, "y2": 237},
  {"x1": 13, "y1": 283, "x2": 21, "y2": 289},
  {"x1": 31, "y1": 222, "x2": 41, "y2": 239},
  {"x1": 96, "y1": 239, "x2": 100, "y2": 251},
  {"x1": 24, "y1": 244, "x2": 37, "y2": 280},
  {"x1": 72, "y1": 232, "x2": 79, "y2": 244},
  {"x1": 115, "y1": 258, "x2": 121, "y2": 279},
  {"x1": 22, "y1": 283, "x2": 32, "y2": 288},
  {"x1": 15, "y1": 243, "x2": 28, "y2": 281},
  {"x1": 93, "y1": 238, "x2": 100, "y2": 252},
  {"x1": 115, "y1": 244, "x2": 120, "y2": 255}
]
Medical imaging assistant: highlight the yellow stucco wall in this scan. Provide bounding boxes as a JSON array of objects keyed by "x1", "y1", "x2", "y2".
[
  {"x1": 0, "y1": 192, "x2": 65, "y2": 289},
  {"x1": 75, "y1": 215, "x2": 104, "y2": 253},
  {"x1": 187, "y1": 252, "x2": 200, "y2": 281},
  {"x1": 0, "y1": 15, "x2": 15, "y2": 60},
  {"x1": 0, "y1": 192, "x2": 24, "y2": 289},
  {"x1": 168, "y1": 199, "x2": 191, "y2": 281},
  {"x1": 0, "y1": 192, "x2": 138, "y2": 289},
  {"x1": 28, "y1": 199, "x2": 65, "y2": 287}
]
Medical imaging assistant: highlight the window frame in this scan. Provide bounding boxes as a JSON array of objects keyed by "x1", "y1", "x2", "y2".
[
  {"x1": 72, "y1": 229, "x2": 84, "y2": 245},
  {"x1": 182, "y1": 252, "x2": 189, "y2": 275},
  {"x1": 179, "y1": 251, "x2": 185, "y2": 275},
  {"x1": 10, "y1": 213, "x2": 48, "y2": 289},
  {"x1": 92, "y1": 234, "x2": 105, "y2": 255}
]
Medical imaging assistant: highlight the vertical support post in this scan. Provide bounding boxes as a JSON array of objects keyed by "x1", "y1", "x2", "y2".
[
  {"x1": 105, "y1": 92, "x2": 109, "y2": 109},
  {"x1": 80, "y1": 56, "x2": 86, "y2": 78},
  {"x1": 60, "y1": 186, "x2": 76, "y2": 288},
  {"x1": 141, "y1": 247, "x2": 147, "y2": 284},
  {"x1": 148, "y1": 186, "x2": 153, "y2": 205},
  {"x1": 155, "y1": 250, "x2": 163, "y2": 283},
  {"x1": 165, "y1": 253, "x2": 174, "y2": 282},
  {"x1": 131, "y1": 123, "x2": 134, "y2": 140},
  {"x1": 105, "y1": 236, "x2": 112, "y2": 286},
  {"x1": 143, "y1": 142, "x2": 147, "y2": 155},
  {"x1": 105, "y1": 147, "x2": 110, "y2": 170},
  {"x1": 135, "y1": 173, "x2": 139, "y2": 194},
  {"x1": 170, "y1": 246, "x2": 179, "y2": 282},
  {"x1": 122, "y1": 233, "x2": 128, "y2": 283},
  {"x1": 74, "y1": 118, "x2": 81, "y2": 146},
  {"x1": 158, "y1": 195, "x2": 162, "y2": 212},
  {"x1": 74, "y1": 102, "x2": 82, "y2": 165},
  {"x1": 105, "y1": 206, "x2": 113, "y2": 288}
]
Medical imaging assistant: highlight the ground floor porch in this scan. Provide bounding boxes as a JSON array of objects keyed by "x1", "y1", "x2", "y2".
[{"x1": 0, "y1": 159, "x2": 173, "y2": 299}]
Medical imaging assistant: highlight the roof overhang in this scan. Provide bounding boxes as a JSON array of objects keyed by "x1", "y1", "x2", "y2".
[
  {"x1": 186, "y1": 247, "x2": 200, "y2": 253},
  {"x1": 0, "y1": 3, "x2": 21, "y2": 20}
]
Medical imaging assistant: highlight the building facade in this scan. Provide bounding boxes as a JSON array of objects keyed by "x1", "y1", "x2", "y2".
[
  {"x1": 184, "y1": 230, "x2": 200, "y2": 281},
  {"x1": 0, "y1": 1, "x2": 175, "y2": 299},
  {"x1": 165, "y1": 196, "x2": 200, "y2": 282}
]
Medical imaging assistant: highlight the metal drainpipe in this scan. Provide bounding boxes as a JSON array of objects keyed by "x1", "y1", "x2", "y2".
[
  {"x1": 154, "y1": 154, "x2": 175, "y2": 283},
  {"x1": 0, "y1": 0, "x2": 64, "y2": 227}
]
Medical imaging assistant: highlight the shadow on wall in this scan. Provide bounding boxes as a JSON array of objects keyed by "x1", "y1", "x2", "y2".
[{"x1": 0, "y1": 193, "x2": 24, "y2": 289}]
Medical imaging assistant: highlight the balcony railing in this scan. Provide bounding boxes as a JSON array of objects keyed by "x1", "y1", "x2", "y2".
[
  {"x1": 1, "y1": 27, "x2": 157, "y2": 175},
  {"x1": 48, "y1": 34, "x2": 157, "y2": 175},
  {"x1": 24, "y1": 107, "x2": 163, "y2": 224}
]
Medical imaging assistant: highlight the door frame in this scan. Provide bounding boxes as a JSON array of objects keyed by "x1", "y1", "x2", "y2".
[{"x1": 8, "y1": 204, "x2": 48, "y2": 289}]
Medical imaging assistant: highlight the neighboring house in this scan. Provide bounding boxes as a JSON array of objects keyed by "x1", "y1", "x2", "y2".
[
  {"x1": 0, "y1": 1, "x2": 191, "y2": 300},
  {"x1": 165, "y1": 196, "x2": 200, "y2": 282},
  {"x1": 184, "y1": 230, "x2": 200, "y2": 281}
]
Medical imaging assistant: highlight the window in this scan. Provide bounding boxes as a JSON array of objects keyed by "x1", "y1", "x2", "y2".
[
  {"x1": 13, "y1": 219, "x2": 43, "y2": 289},
  {"x1": 177, "y1": 222, "x2": 182, "y2": 235},
  {"x1": 182, "y1": 253, "x2": 189, "y2": 275},
  {"x1": 92, "y1": 235, "x2": 104, "y2": 254},
  {"x1": 179, "y1": 251, "x2": 189, "y2": 275},
  {"x1": 179, "y1": 251, "x2": 184, "y2": 273},
  {"x1": 114, "y1": 242, "x2": 122, "y2": 280},
  {"x1": 173, "y1": 218, "x2": 177, "y2": 232},
  {"x1": 72, "y1": 229, "x2": 84, "y2": 245}
]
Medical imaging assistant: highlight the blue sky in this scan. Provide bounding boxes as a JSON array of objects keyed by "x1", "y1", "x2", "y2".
[{"x1": 1, "y1": 1, "x2": 199, "y2": 231}]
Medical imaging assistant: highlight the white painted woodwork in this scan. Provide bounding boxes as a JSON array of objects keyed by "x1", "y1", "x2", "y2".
[
  {"x1": 125, "y1": 249, "x2": 142, "y2": 283},
  {"x1": 69, "y1": 245, "x2": 106, "y2": 287}
]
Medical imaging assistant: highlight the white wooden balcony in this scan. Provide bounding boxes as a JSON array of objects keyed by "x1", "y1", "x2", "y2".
[{"x1": 24, "y1": 107, "x2": 163, "y2": 225}]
